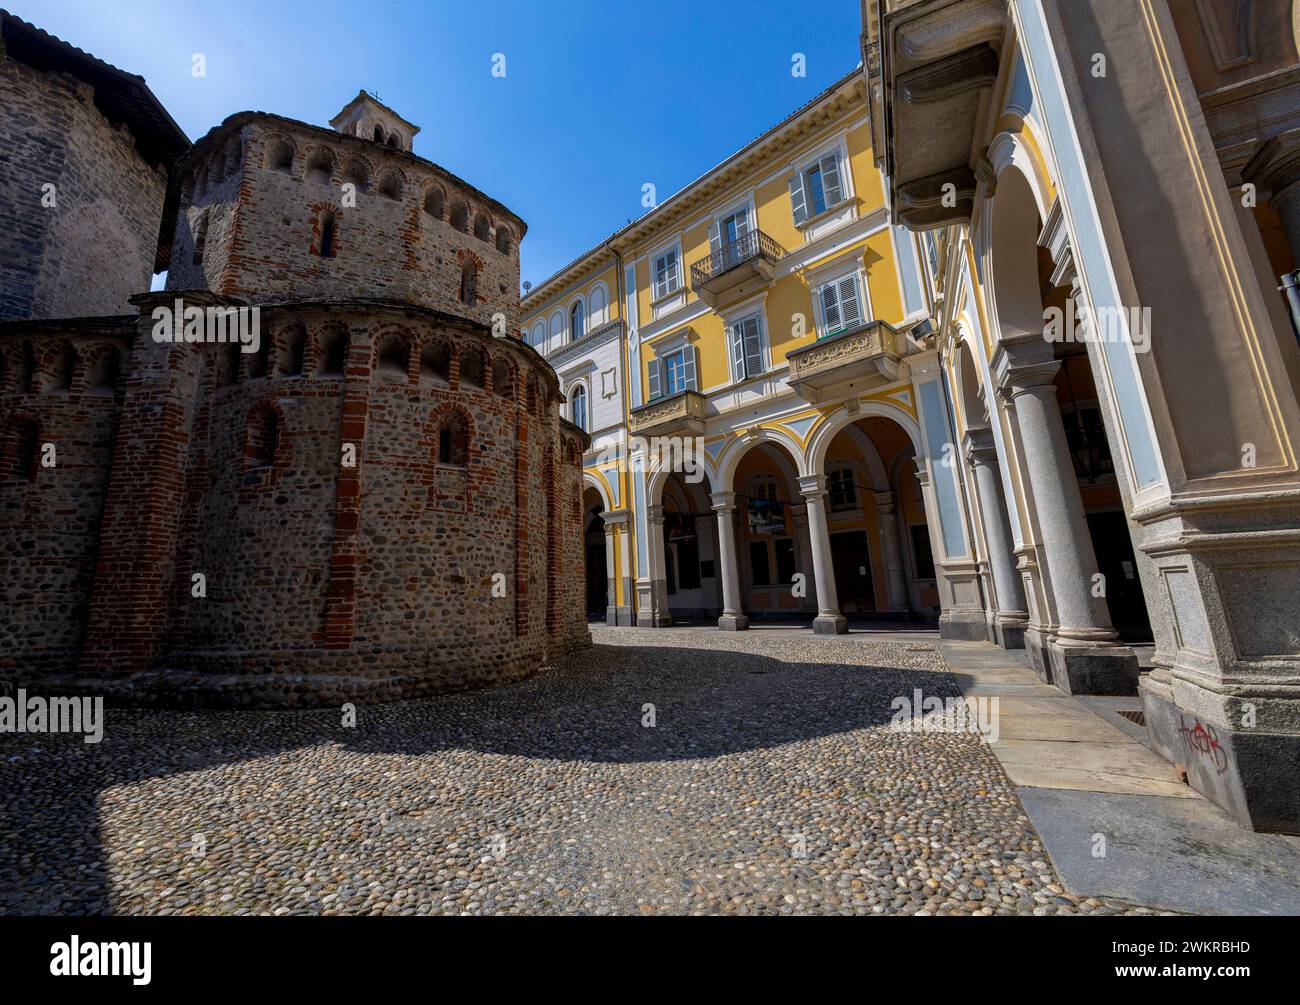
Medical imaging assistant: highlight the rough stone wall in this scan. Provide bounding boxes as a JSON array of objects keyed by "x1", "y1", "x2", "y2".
[
  {"x1": 40, "y1": 297, "x2": 590, "y2": 707},
  {"x1": 0, "y1": 43, "x2": 167, "y2": 321},
  {"x1": 166, "y1": 122, "x2": 523, "y2": 331},
  {"x1": 0, "y1": 324, "x2": 130, "y2": 674}
]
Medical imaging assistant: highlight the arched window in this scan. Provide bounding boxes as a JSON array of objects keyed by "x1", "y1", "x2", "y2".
[
  {"x1": 492, "y1": 359, "x2": 514, "y2": 398},
  {"x1": 420, "y1": 339, "x2": 450, "y2": 385},
  {"x1": 377, "y1": 171, "x2": 402, "y2": 201},
  {"x1": 246, "y1": 407, "x2": 280, "y2": 468},
  {"x1": 278, "y1": 323, "x2": 307, "y2": 377},
  {"x1": 569, "y1": 299, "x2": 586, "y2": 342},
  {"x1": 316, "y1": 325, "x2": 348, "y2": 377},
  {"x1": 571, "y1": 383, "x2": 588, "y2": 431},
  {"x1": 548, "y1": 309, "x2": 565, "y2": 346},
  {"x1": 218, "y1": 342, "x2": 241, "y2": 387},
  {"x1": 424, "y1": 186, "x2": 445, "y2": 220},
  {"x1": 87, "y1": 348, "x2": 121, "y2": 394},
  {"x1": 268, "y1": 139, "x2": 294, "y2": 174},
  {"x1": 376, "y1": 333, "x2": 410, "y2": 380},
  {"x1": 495, "y1": 226, "x2": 512, "y2": 255},
  {"x1": 473, "y1": 213, "x2": 490, "y2": 241},
  {"x1": 342, "y1": 158, "x2": 369, "y2": 190},
  {"x1": 373, "y1": 124, "x2": 386, "y2": 144},
  {"x1": 437, "y1": 412, "x2": 469, "y2": 466},
  {"x1": 1, "y1": 419, "x2": 40, "y2": 482},
  {"x1": 450, "y1": 199, "x2": 469, "y2": 232},
  {"x1": 588, "y1": 284, "x2": 608, "y2": 327},
  {"x1": 387, "y1": 133, "x2": 400, "y2": 149},
  {"x1": 317, "y1": 210, "x2": 337, "y2": 258},
  {"x1": 192, "y1": 210, "x2": 209, "y2": 266},
  {"x1": 459, "y1": 259, "x2": 477, "y2": 305},
  {"x1": 52, "y1": 344, "x2": 75, "y2": 392},
  {"x1": 529, "y1": 322, "x2": 545, "y2": 348},
  {"x1": 306, "y1": 150, "x2": 333, "y2": 184},
  {"x1": 459, "y1": 345, "x2": 486, "y2": 389}
]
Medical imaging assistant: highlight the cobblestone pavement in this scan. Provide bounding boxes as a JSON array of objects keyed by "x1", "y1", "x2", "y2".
[{"x1": 0, "y1": 628, "x2": 1170, "y2": 915}]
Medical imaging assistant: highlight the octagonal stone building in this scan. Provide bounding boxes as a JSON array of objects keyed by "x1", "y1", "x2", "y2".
[{"x1": 0, "y1": 57, "x2": 590, "y2": 706}]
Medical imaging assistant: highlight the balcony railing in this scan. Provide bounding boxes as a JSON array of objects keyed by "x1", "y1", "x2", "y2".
[
  {"x1": 629, "y1": 388, "x2": 707, "y2": 438},
  {"x1": 689, "y1": 230, "x2": 784, "y2": 290},
  {"x1": 785, "y1": 319, "x2": 903, "y2": 402}
]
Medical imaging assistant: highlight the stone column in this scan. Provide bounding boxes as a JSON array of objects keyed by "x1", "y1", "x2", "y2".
[
  {"x1": 962, "y1": 429, "x2": 1028, "y2": 648},
  {"x1": 790, "y1": 502, "x2": 817, "y2": 613},
  {"x1": 602, "y1": 523, "x2": 618, "y2": 626},
  {"x1": 645, "y1": 504, "x2": 672, "y2": 627},
  {"x1": 712, "y1": 491, "x2": 748, "y2": 631},
  {"x1": 799, "y1": 475, "x2": 847, "y2": 635},
  {"x1": 873, "y1": 490, "x2": 911, "y2": 613},
  {"x1": 1243, "y1": 130, "x2": 1300, "y2": 268},
  {"x1": 997, "y1": 341, "x2": 1136, "y2": 693}
]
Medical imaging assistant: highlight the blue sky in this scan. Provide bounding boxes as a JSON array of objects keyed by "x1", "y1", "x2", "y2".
[{"x1": 30, "y1": 0, "x2": 863, "y2": 287}]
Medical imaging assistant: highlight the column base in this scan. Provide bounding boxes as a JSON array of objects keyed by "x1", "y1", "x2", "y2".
[
  {"x1": 991, "y1": 617, "x2": 1028, "y2": 650},
  {"x1": 717, "y1": 612, "x2": 749, "y2": 631},
  {"x1": 938, "y1": 611, "x2": 991, "y2": 641},
  {"x1": 1141, "y1": 673, "x2": 1300, "y2": 834},
  {"x1": 1025, "y1": 629, "x2": 1139, "y2": 695},
  {"x1": 606, "y1": 606, "x2": 634, "y2": 627},
  {"x1": 812, "y1": 614, "x2": 848, "y2": 635}
]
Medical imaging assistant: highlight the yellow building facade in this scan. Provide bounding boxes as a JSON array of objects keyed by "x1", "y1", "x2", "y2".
[{"x1": 522, "y1": 71, "x2": 979, "y2": 637}]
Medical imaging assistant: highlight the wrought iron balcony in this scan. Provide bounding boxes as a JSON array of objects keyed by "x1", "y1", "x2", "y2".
[
  {"x1": 689, "y1": 230, "x2": 784, "y2": 307},
  {"x1": 629, "y1": 388, "x2": 707, "y2": 438},
  {"x1": 785, "y1": 320, "x2": 903, "y2": 403}
]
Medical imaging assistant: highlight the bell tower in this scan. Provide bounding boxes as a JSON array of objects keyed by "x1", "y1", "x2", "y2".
[{"x1": 329, "y1": 90, "x2": 421, "y2": 152}]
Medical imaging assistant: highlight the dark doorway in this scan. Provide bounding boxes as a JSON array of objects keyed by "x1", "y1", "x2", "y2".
[
  {"x1": 1086, "y1": 510, "x2": 1152, "y2": 643},
  {"x1": 831, "y1": 530, "x2": 876, "y2": 613},
  {"x1": 585, "y1": 512, "x2": 607, "y2": 619}
]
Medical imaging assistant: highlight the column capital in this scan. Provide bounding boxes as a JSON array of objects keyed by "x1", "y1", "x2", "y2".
[
  {"x1": 993, "y1": 340, "x2": 1060, "y2": 402},
  {"x1": 647, "y1": 504, "x2": 666, "y2": 523},
  {"x1": 1242, "y1": 127, "x2": 1300, "y2": 202},
  {"x1": 798, "y1": 473, "x2": 826, "y2": 499},
  {"x1": 872, "y1": 489, "x2": 897, "y2": 511},
  {"x1": 961, "y1": 427, "x2": 998, "y2": 467},
  {"x1": 710, "y1": 491, "x2": 737, "y2": 512},
  {"x1": 601, "y1": 509, "x2": 630, "y2": 528}
]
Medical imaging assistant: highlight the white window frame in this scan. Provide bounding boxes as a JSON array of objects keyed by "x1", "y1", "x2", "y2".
[
  {"x1": 813, "y1": 266, "x2": 871, "y2": 339},
  {"x1": 587, "y1": 281, "x2": 609, "y2": 328},
  {"x1": 788, "y1": 138, "x2": 855, "y2": 230},
  {"x1": 725, "y1": 311, "x2": 768, "y2": 384},
  {"x1": 569, "y1": 380, "x2": 590, "y2": 432},
  {"x1": 650, "y1": 243, "x2": 683, "y2": 302},
  {"x1": 568, "y1": 295, "x2": 587, "y2": 343}
]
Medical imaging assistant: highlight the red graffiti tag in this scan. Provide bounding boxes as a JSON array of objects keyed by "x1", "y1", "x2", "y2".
[{"x1": 1178, "y1": 714, "x2": 1228, "y2": 774}]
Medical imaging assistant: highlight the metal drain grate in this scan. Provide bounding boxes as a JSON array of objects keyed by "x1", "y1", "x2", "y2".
[{"x1": 1117, "y1": 709, "x2": 1146, "y2": 726}]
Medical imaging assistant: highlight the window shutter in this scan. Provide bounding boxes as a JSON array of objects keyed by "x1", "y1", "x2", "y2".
[
  {"x1": 789, "y1": 171, "x2": 809, "y2": 226},
  {"x1": 729, "y1": 322, "x2": 745, "y2": 380},
  {"x1": 735, "y1": 209, "x2": 750, "y2": 242},
  {"x1": 820, "y1": 154, "x2": 844, "y2": 207},
  {"x1": 682, "y1": 346, "x2": 698, "y2": 391},
  {"x1": 709, "y1": 220, "x2": 721, "y2": 256},
  {"x1": 647, "y1": 357, "x2": 662, "y2": 400},
  {"x1": 837, "y1": 275, "x2": 862, "y2": 330},
  {"x1": 820, "y1": 282, "x2": 842, "y2": 333},
  {"x1": 741, "y1": 317, "x2": 763, "y2": 378}
]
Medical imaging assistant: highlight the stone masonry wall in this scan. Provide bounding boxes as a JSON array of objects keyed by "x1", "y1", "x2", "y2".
[
  {"x1": 54, "y1": 297, "x2": 589, "y2": 707},
  {"x1": 166, "y1": 120, "x2": 523, "y2": 331},
  {"x1": 0, "y1": 43, "x2": 167, "y2": 321},
  {"x1": 0, "y1": 323, "x2": 131, "y2": 674}
]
